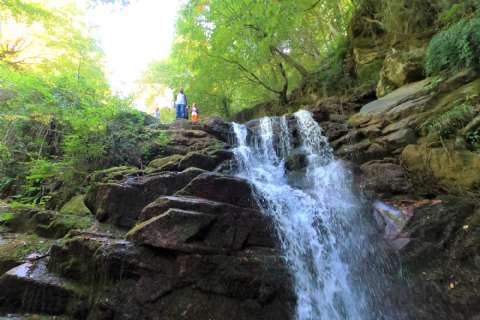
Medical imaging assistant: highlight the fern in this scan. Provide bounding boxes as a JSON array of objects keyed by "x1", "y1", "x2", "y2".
[{"x1": 425, "y1": 17, "x2": 480, "y2": 76}]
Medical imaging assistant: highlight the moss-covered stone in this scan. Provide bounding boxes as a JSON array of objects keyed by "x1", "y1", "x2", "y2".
[
  {"x1": 60, "y1": 195, "x2": 91, "y2": 216},
  {"x1": 88, "y1": 166, "x2": 142, "y2": 184},
  {"x1": 3, "y1": 210, "x2": 94, "y2": 239},
  {"x1": 401, "y1": 144, "x2": 480, "y2": 192},
  {"x1": 147, "y1": 154, "x2": 184, "y2": 169}
]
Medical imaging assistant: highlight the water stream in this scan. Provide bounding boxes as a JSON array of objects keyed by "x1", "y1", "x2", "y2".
[{"x1": 232, "y1": 111, "x2": 404, "y2": 320}]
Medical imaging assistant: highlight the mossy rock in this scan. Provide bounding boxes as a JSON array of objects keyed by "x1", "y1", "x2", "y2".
[
  {"x1": 347, "y1": 112, "x2": 372, "y2": 127},
  {"x1": 148, "y1": 154, "x2": 184, "y2": 169},
  {"x1": 60, "y1": 195, "x2": 91, "y2": 217},
  {"x1": 88, "y1": 166, "x2": 141, "y2": 184},
  {"x1": 401, "y1": 144, "x2": 480, "y2": 192},
  {"x1": 36, "y1": 214, "x2": 93, "y2": 238},
  {"x1": 3, "y1": 210, "x2": 94, "y2": 239}
]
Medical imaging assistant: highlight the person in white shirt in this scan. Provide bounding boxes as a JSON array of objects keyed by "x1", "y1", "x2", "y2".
[
  {"x1": 153, "y1": 107, "x2": 160, "y2": 122},
  {"x1": 175, "y1": 88, "x2": 187, "y2": 119}
]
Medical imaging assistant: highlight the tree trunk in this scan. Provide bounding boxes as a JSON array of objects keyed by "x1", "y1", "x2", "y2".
[
  {"x1": 270, "y1": 45, "x2": 310, "y2": 79},
  {"x1": 277, "y1": 63, "x2": 289, "y2": 105}
]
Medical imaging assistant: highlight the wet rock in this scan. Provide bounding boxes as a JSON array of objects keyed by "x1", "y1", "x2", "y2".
[
  {"x1": 0, "y1": 259, "x2": 85, "y2": 316},
  {"x1": 177, "y1": 172, "x2": 259, "y2": 210},
  {"x1": 147, "y1": 151, "x2": 229, "y2": 173},
  {"x1": 320, "y1": 121, "x2": 349, "y2": 141},
  {"x1": 86, "y1": 168, "x2": 205, "y2": 228},
  {"x1": 0, "y1": 233, "x2": 52, "y2": 275},
  {"x1": 285, "y1": 153, "x2": 308, "y2": 171},
  {"x1": 361, "y1": 162, "x2": 412, "y2": 196},
  {"x1": 358, "y1": 124, "x2": 382, "y2": 138}
]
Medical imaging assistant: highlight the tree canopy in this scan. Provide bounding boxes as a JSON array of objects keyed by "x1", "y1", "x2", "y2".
[{"x1": 143, "y1": 0, "x2": 354, "y2": 118}]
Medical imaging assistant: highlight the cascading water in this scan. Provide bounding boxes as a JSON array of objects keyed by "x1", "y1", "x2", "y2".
[{"x1": 232, "y1": 110, "x2": 405, "y2": 320}]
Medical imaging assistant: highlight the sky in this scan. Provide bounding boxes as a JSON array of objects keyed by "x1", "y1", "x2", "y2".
[{"x1": 86, "y1": 0, "x2": 182, "y2": 109}]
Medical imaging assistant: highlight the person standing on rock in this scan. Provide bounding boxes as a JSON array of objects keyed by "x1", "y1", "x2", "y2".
[
  {"x1": 191, "y1": 103, "x2": 199, "y2": 123},
  {"x1": 153, "y1": 107, "x2": 160, "y2": 122},
  {"x1": 175, "y1": 88, "x2": 187, "y2": 119}
]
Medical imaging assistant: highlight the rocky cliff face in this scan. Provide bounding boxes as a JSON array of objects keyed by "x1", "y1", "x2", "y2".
[
  {"x1": 0, "y1": 119, "x2": 294, "y2": 319},
  {"x1": 312, "y1": 70, "x2": 480, "y2": 320}
]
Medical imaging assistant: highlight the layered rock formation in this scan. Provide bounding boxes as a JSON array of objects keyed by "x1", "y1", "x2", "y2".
[{"x1": 0, "y1": 119, "x2": 294, "y2": 319}]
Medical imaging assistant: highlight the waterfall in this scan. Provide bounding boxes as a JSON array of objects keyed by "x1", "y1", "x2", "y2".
[{"x1": 232, "y1": 111, "x2": 403, "y2": 320}]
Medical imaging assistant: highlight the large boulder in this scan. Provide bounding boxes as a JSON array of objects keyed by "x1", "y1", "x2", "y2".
[
  {"x1": 0, "y1": 260, "x2": 86, "y2": 316},
  {"x1": 376, "y1": 49, "x2": 425, "y2": 97},
  {"x1": 192, "y1": 117, "x2": 234, "y2": 143},
  {"x1": 34, "y1": 227, "x2": 292, "y2": 320},
  {"x1": 401, "y1": 144, "x2": 480, "y2": 193},
  {"x1": 85, "y1": 168, "x2": 205, "y2": 228},
  {"x1": 361, "y1": 162, "x2": 412, "y2": 196},
  {"x1": 360, "y1": 79, "x2": 430, "y2": 114},
  {"x1": 401, "y1": 197, "x2": 480, "y2": 320},
  {"x1": 177, "y1": 172, "x2": 259, "y2": 210},
  {"x1": 131, "y1": 195, "x2": 276, "y2": 253}
]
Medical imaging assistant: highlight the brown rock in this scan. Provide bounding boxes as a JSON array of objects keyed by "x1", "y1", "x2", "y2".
[
  {"x1": 361, "y1": 162, "x2": 412, "y2": 196},
  {"x1": 177, "y1": 172, "x2": 259, "y2": 210},
  {"x1": 86, "y1": 168, "x2": 205, "y2": 228}
]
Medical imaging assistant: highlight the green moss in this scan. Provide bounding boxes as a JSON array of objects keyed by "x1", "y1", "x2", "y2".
[
  {"x1": 148, "y1": 154, "x2": 184, "y2": 169},
  {"x1": 60, "y1": 195, "x2": 91, "y2": 216},
  {"x1": 88, "y1": 166, "x2": 140, "y2": 184},
  {"x1": 356, "y1": 59, "x2": 384, "y2": 87}
]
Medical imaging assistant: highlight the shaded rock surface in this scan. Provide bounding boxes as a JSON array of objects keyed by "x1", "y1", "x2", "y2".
[{"x1": 401, "y1": 197, "x2": 480, "y2": 320}]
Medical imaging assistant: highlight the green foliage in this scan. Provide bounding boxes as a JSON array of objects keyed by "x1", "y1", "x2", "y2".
[
  {"x1": 425, "y1": 17, "x2": 480, "y2": 76},
  {"x1": 423, "y1": 103, "x2": 475, "y2": 138},
  {"x1": 144, "y1": 0, "x2": 354, "y2": 116},
  {"x1": 0, "y1": 212, "x2": 14, "y2": 223},
  {"x1": 313, "y1": 37, "x2": 355, "y2": 95},
  {"x1": 438, "y1": 1, "x2": 480, "y2": 27},
  {"x1": 0, "y1": 1, "x2": 154, "y2": 206}
]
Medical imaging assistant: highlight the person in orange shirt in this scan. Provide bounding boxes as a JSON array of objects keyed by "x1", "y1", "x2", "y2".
[{"x1": 191, "y1": 103, "x2": 199, "y2": 122}]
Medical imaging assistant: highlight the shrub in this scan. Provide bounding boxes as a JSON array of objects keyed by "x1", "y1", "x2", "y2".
[
  {"x1": 425, "y1": 17, "x2": 480, "y2": 76},
  {"x1": 423, "y1": 103, "x2": 475, "y2": 137}
]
